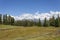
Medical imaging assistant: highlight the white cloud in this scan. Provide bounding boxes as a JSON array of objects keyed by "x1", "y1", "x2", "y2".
[{"x1": 13, "y1": 11, "x2": 60, "y2": 20}]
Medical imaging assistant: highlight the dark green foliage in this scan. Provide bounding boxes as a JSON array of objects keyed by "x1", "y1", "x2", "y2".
[
  {"x1": 49, "y1": 16, "x2": 55, "y2": 26},
  {"x1": 43, "y1": 18, "x2": 49, "y2": 27},
  {"x1": 7, "y1": 15, "x2": 11, "y2": 25},
  {"x1": 0, "y1": 14, "x2": 60, "y2": 27},
  {"x1": 55, "y1": 15, "x2": 60, "y2": 27},
  {"x1": 11, "y1": 17, "x2": 15, "y2": 25},
  {"x1": 0, "y1": 14, "x2": 2, "y2": 24},
  {"x1": 37, "y1": 19, "x2": 42, "y2": 26},
  {"x1": 14, "y1": 20, "x2": 22, "y2": 26},
  {"x1": 3, "y1": 14, "x2": 15, "y2": 25},
  {"x1": 23, "y1": 20, "x2": 28, "y2": 26},
  {"x1": 3, "y1": 14, "x2": 7, "y2": 24},
  {"x1": 14, "y1": 20, "x2": 34, "y2": 27}
]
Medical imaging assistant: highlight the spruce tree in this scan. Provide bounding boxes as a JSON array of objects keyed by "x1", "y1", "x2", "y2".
[
  {"x1": 43, "y1": 18, "x2": 49, "y2": 27},
  {"x1": 49, "y1": 16, "x2": 55, "y2": 26},
  {"x1": 37, "y1": 19, "x2": 42, "y2": 26},
  {"x1": 0, "y1": 14, "x2": 2, "y2": 24},
  {"x1": 11, "y1": 17, "x2": 15, "y2": 25},
  {"x1": 55, "y1": 15, "x2": 60, "y2": 27},
  {"x1": 3, "y1": 14, "x2": 7, "y2": 24}
]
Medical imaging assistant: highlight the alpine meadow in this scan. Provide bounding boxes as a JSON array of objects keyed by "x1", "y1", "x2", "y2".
[{"x1": 0, "y1": 0, "x2": 60, "y2": 40}]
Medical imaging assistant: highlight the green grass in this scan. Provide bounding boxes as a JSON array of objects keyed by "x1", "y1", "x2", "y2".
[
  {"x1": 0, "y1": 25, "x2": 60, "y2": 40},
  {"x1": 0, "y1": 24, "x2": 17, "y2": 28}
]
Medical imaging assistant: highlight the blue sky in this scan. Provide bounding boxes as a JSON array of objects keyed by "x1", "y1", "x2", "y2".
[{"x1": 0, "y1": 0, "x2": 60, "y2": 16}]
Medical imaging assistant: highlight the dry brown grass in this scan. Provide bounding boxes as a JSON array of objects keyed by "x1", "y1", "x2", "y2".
[{"x1": 0, "y1": 25, "x2": 60, "y2": 40}]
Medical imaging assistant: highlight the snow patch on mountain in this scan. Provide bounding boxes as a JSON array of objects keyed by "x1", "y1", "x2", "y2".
[{"x1": 13, "y1": 11, "x2": 60, "y2": 20}]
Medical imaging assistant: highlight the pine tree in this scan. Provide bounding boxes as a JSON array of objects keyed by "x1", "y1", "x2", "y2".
[
  {"x1": 11, "y1": 17, "x2": 15, "y2": 25},
  {"x1": 49, "y1": 16, "x2": 55, "y2": 26},
  {"x1": 55, "y1": 15, "x2": 60, "y2": 27},
  {"x1": 43, "y1": 18, "x2": 49, "y2": 27},
  {"x1": 37, "y1": 19, "x2": 42, "y2": 26},
  {"x1": 0, "y1": 14, "x2": 2, "y2": 24},
  {"x1": 7, "y1": 15, "x2": 11, "y2": 25},
  {"x1": 3, "y1": 14, "x2": 8, "y2": 24}
]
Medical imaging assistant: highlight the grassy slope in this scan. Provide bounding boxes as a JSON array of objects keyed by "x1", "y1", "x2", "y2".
[{"x1": 0, "y1": 25, "x2": 60, "y2": 40}]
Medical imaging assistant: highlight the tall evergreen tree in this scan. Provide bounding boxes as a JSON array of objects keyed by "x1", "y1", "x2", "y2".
[
  {"x1": 7, "y1": 15, "x2": 11, "y2": 25},
  {"x1": 7, "y1": 15, "x2": 15, "y2": 25},
  {"x1": 11, "y1": 17, "x2": 15, "y2": 25},
  {"x1": 0, "y1": 14, "x2": 2, "y2": 24},
  {"x1": 43, "y1": 18, "x2": 49, "y2": 27},
  {"x1": 3, "y1": 14, "x2": 7, "y2": 24},
  {"x1": 55, "y1": 15, "x2": 60, "y2": 27},
  {"x1": 37, "y1": 19, "x2": 42, "y2": 26},
  {"x1": 49, "y1": 16, "x2": 55, "y2": 26}
]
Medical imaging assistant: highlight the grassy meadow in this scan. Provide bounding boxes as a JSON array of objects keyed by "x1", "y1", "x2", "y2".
[{"x1": 0, "y1": 25, "x2": 60, "y2": 40}]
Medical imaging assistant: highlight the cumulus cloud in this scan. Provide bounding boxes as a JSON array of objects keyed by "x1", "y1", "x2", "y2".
[{"x1": 13, "y1": 11, "x2": 60, "y2": 20}]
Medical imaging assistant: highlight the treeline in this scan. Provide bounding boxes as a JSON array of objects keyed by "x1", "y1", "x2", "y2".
[
  {"x1": 0, "y1": 14, "x2": 14, "y2": 25},
  {"x1": 0, "y1": 14, "x2": 60, "y2": 27}
]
